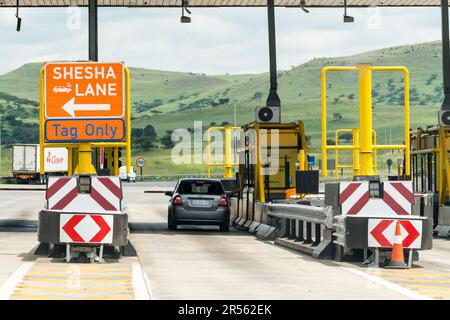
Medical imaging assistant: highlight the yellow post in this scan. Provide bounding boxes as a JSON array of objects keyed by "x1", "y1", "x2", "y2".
[
  {"x1": 39, "y1": 67, "x2": 45, "y2": 175},
  {"x1": 68, "y1": 147, "x2": 73, "y2": 176},
  {"x1": 403, "y1": 68, "x2": 411, "y2": 177},
  {"x1": 125, "y1": 67, "x2": 132, "y2": 175},
  {"x1": 299, "y1": 150, "x2": 306, "y2": 170},
  {"x1": 353, "y1": 128, "x2": 360, "y2": 177},
  {"x1": 358, "y1": 64, "x2": 374, "y2": 176},
  {"x1": 106, "y1": 147, "x2": 113, "y2": 174},
  {"x1": 207, "y1": 129, "x2": 211, "y2": 177},
  {"x1": 75, "y1": 143, "x2": 96, "y2": 174},
  {"x1": 335, "y1": 131, "x2": 339, "y2": 179},
  {"x1": 372, "y1": 130, "x2": 377, "y2": 174},
  {"x1": 256, "y1": 125, "x2": 265, "y2": 203},
  {"x1": 321, "y1": 69, "x2": 328, "y2": 177},
  {"x1": 114, "y1": 147, "x2": 119, "y2": 176},
  {"x1": 224, "y1": 126, "x2": 233, "y2": 178}
]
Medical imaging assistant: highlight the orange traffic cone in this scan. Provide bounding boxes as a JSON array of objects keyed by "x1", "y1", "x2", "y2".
[{"x1": 387, "y1": 220, "x2": 407, "y2": 269}]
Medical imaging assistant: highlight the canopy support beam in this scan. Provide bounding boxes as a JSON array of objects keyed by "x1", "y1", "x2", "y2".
[
  {"x1": 89, "y1": 0, "x2": 98, "y2": 61},
  {"x1": 442, "y1": 0, "x2": 450, "y2": 109},
  {"x1": 266, "y1": 0, "x2": 280, "y2": 108}
]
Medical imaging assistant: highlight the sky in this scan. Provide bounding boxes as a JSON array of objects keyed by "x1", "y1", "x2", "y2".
[{"x1": 0, "y1": 6, "x2": 443, "y2": 75}]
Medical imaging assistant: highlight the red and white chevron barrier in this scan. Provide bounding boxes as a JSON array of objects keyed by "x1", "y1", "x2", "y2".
[
  {"x1": 46, "y1": 176, "x2": 122, "y2": 213},
  {"x1": 339, "y1": 181, "x2": 413, "y2": 217}
]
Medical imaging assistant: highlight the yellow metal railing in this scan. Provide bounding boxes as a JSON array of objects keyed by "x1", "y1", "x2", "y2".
[
  {"x1": 39, "y1": 65, "x2": 132, "y2": 176},
  {"x1": 207, "y1": 126, "x2": 240, "y2": 178},
  {"x1": 321, "y1": 64, "x2": 410, "y2": 178},
  {"x1": 334, "y1": 128, "x2": 377, "y2": 179}
]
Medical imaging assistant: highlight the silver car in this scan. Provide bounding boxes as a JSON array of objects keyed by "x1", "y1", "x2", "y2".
[{"x1": 165, "y1": 179, "x2": 231, "y2": 232}]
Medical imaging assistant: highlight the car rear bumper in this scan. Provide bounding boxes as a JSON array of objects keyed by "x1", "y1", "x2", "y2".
[{"x1": 172, "y1": 206, "x2": 230, "y2": 225}]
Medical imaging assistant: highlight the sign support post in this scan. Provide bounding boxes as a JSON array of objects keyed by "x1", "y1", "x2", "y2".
[
  {"x1": 76, "y1": 143, "x2": 96, "y2": 174},
  {"x1": 125, "y1": 67, "x2": 132, "y2": 175}
]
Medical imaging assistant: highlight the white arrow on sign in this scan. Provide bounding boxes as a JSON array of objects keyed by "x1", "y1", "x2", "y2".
[{"x1": 62, "y1": 97, "x2": 111, "y2": 117}]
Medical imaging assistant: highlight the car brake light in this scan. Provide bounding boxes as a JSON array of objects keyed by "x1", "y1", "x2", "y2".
[
  {"x1": 174, "y1": 195, "x2": 183, "y2": 205},
  {"x1": 219, "y1": 196, "x2": 228, "y2": 207}
]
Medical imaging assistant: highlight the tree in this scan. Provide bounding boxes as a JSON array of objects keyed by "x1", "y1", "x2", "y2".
[
  {"x1": 131, "y1": 128, "x2": 143, "y2": 138},
  {"x1": 161, "y1": 133, "x2": 175, "y2": 149},
  {"x1": 339, "y1": 132, "x2": 353, "y2": 143},
  {"x1": 143, "y1": 125, "x2": 157, "y2": 138},
  {"x1": 332, "y1": 113, "x2": 342, "y2": 121}
]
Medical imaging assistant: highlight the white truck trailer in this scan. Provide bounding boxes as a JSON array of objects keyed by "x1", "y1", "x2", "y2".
[{"x1": 12, "y1": 144, "x2": 68, "y2": 184}]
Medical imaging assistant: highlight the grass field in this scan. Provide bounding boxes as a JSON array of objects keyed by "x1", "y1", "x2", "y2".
[{"x1": 0, "y1": 41, "x2": 444, "y2": 176}]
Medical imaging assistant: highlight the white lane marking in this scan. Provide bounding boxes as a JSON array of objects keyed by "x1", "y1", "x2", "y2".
[
  {"x1": 0, "y1": 261, "x2": 35, "y2": 300},
  {"x1": 131, "y1": 260, "x2": 152, "y2": 300},
  {"x1": 341, "y1": 267, "x2": 432, "y2": 300}
]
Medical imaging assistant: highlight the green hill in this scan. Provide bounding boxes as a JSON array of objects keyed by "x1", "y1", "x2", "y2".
[{"x1": 0, "y1": 41, "x2": 444, "y2": 175}]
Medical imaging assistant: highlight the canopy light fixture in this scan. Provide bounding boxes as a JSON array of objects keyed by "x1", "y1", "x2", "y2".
[
  {"x1": 16, "y1": 0, "x2": 22, "y2": 31},
  {"x1": 181, "y1": 0, "x2": 191, "y2": 23},
  {"x1": 343, "y1": 0, "x2": 354, "y2": 23},
  {"x1": 300, "y1": 0, "x2": 309, "y2": 13}
]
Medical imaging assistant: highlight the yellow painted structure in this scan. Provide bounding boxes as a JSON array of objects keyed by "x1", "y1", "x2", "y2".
[
  {"x1": 334, "y1": 128, "x2": 377, "y2": 179},
  {"x1": 321, "y1": 64, "x2": 410, "y2": 178},
  {"x1": 207, "y1": 126, "x2": 240, "y2": 178},
  {"x1": 410, "y1": 126, "x2": 450, "y2": 206},
  {"x1": 239, "y1": 121, "x2": 308, "y2": 203}
]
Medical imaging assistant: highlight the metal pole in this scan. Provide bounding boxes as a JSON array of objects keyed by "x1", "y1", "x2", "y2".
[
  {"x1": 358, "y1": 64, "x2": 374, "y2": 176},
  {"x1": 88, "y1": 0, "x2": 98, "y2": 62},
  {"x1": 114, "y1": 147, "x2": 119, "y2": 176},
  {"x1": 353, "y1": 128, "x2": 360, "y2": 177},
  {"x1": 78, "y1": 143, "x2": 96, "y2": 174},
  {"x1": 442, "y1": 0, "x2": 450, "y2": 109},
  {"x1": 224, "y1": 126, "x2": 233, "y2": 178},
  {"x1": 88, "y1": 0, "x2": 99, "y2": 172},
  {"x1": 266, "y1": 0, "x2": 280, "y2": 108}
]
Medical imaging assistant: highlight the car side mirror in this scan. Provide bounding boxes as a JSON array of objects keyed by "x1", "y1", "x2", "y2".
[
  {"x1": 225, "y1": 191, "x2": 235, "y2": 197},
  {"x1": 165, "y1": 191, "x2": 174, "y2": 197}
]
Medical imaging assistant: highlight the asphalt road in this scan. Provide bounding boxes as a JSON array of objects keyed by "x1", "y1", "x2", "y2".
[{"x1": 0, "y1": 182, "x2": 450, "y2": 299}]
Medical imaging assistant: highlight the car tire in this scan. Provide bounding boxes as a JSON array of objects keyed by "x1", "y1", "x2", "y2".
[
  {"x1": 168, "y1": 214, "x2": 177, "y2": 231},
  {"x1": 220, "y1": 223, "x2": 230, "y2": 232}
]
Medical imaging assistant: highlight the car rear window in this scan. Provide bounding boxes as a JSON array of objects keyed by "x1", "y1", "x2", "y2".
[{"x1": 177, "y1": 180, "x2": 224, "y2": 195}]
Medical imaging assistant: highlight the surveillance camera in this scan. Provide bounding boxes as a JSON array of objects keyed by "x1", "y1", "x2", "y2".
[
  {"x1": 180, "y1": 15, "x2": 191, "y2": 23},
  {"x1": 344, "y1": 15, "x2": 354, "y2": 23}
]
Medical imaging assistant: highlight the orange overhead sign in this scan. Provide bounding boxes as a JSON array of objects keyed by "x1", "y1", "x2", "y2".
[{"x1": 43, "y1": 62, "x2": 126, "y2": 142}]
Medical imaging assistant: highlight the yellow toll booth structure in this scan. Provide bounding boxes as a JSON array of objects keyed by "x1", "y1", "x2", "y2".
[
  {"x1": 321, "y1": 64, "x2": 432, "y2": 266},
  {"x1": 410, "y1": 126, "x2": 450, "y2": 236},
  {"x1": 334, "y1": 128, "x2": 378, "y2": 180},
  {"x1": 35, "y1": 61, "x2": 135, "y2": 262},
  {"x1": 206, "y1": 126, "x2": 240, "y2": 178},
  {"x1": 230, "y1": 120, "x2": 311, "y2": 231},
  {"x1": 239, "y1": 121, "x2": 308, "y2": 203},
  {"x1": 321, "y1": 64, "x2": 411, "y2": 179}
]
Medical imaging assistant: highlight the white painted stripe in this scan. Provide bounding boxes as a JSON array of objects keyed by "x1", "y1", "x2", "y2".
[
  {"x1": 0, "y1": 261, "x2": 35, "y2": 300},
  {"x1": 48, "y1": 178, "x2": 77, "y2": 208},
  {"x1": 92, "y1": 179, "x2": 121, "y2": 210},
  {"x1": 341, "y1": 182, "x2": 368, "y2": 215},
  {"x1": 384, "y1": 182, "x2": 412, "y2": 213},
  {"x1": 131, "y1": 260, "x2": 152, "y2": 300},
  {"x1": 341, "y1": 267, "x2": 432, "y2": 300}
]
